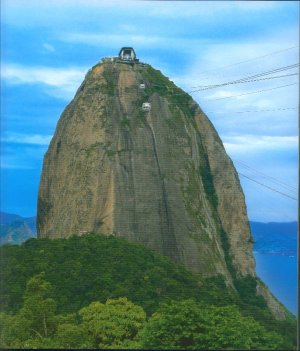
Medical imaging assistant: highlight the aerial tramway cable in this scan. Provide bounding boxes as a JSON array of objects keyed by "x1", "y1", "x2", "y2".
[
  {"x1": 189, "y1": 63, "x2": 299, "y2": 89},
  {"x1": 203, "y1": 82, "x2": 298, "y2": 101},
  {"x1": 238, "y1": 173, "x2": 297, "y2": 201},
  {"x1": 234, "y1": 160, "x2": 297, "y2": 193},
  {"x1": 189, "y1": 72, "x2": 298, "y2": 92},
  {"x1": 190, "y1": 45, "x2": 299, "y2": 79}
]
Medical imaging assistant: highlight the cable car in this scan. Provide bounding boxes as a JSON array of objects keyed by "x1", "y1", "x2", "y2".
[
  {"x1": 142, "y1": 102, "x2": 151, "y2": 111},
  {"x1": 139, "y1": 80, "x2": 146, "y2": 89}
]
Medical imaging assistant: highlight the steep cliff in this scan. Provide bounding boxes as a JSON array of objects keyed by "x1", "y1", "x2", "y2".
[{"x1": 37, "y1": 58, "x2": 286, "y2": 319}]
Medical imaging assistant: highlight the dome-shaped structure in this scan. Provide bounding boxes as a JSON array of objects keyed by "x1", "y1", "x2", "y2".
[{"x1": 118, "y1": 47, "x2": 139, "y2": 63}]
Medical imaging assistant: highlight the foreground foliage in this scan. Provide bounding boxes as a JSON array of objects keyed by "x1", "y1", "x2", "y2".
[
  {"x1": 79, "y1": 298, "x2": 146, "y2": 349},
  {"x1": 142, "y1": 300, "x2": 284, "y2": 350},
  {"x1": 0, "y1": 233, "x2": 297, "y2": 349},
  {"x1": 1, "y1": 275, "x2": 285, "y2": 350},
  {"x1": 1, "y1": 274, "x2": 145, "y2": 349}
]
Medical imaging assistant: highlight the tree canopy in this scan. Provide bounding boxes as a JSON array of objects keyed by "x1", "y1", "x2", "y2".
[
  {"x1": 0, "y1": 233, "x2": 296, "y2": 349},
  {"x1": 0, "y1": 234, "x2": 234, "y2": 315},
  {"x1": 80, "y1": 297, "x2": 146, "y2": 349},
  {"x1": 142, "y1": 300, "x2": 284, "y2": 350}
]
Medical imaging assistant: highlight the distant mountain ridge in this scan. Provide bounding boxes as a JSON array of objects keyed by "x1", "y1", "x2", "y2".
[
  {"x1": 250, "y1": 221, "x2": 297, "y2": 255},
  {"x1": 0, "y1": 212, "x2": 23, "y2": 225},
  {"x1": 0, "y1": 212, "x2": 36, "y2": 245},
  {"x1": 0, "y1": 212, "x2": 297, "y2": 255}
]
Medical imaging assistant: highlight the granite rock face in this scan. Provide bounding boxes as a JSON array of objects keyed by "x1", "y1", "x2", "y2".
[{"x1": 37, "y1": 60, "x2": 285, "y2": 319}]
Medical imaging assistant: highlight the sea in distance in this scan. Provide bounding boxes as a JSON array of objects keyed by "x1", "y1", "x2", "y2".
[
  {"x1": 251, "y1": 221, "x2": 298, "y2": 316},
  {"x1": 254, "y1": 252, "x2": 297, "y2": 316}
]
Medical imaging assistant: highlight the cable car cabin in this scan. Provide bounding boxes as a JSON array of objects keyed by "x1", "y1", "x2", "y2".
[
  {"x1": 118, "y1": 47, "x2": 139, "y2": 63},
  {"x1": 142, "y1": 102, "x2": 151, "y2": 111},
  {"x1": 139, "y1": 80, "x2": 146, "y2": 89}
]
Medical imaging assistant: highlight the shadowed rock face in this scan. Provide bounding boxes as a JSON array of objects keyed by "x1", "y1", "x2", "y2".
[{"x1": 37, "y1": 60, "x2": 286, "y2": 319}]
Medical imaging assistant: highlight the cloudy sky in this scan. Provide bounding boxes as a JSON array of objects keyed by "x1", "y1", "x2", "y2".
[{"x1": 1, "y1": 0, "x2": 298, "y2": 222}]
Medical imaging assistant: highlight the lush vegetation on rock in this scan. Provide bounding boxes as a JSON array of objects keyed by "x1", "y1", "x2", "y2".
[
  {"x1": 143, "y1": 65, "x2": 197, "y2": 119},
  {"x1": 0, "y1": 234, "x2": 296, "y2": 349},
  {"x1": 0, "y1": 234, "x2": 235, "y2": 316}
]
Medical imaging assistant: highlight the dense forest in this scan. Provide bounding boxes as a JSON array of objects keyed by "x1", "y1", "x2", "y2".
[{"x1": 0, "y1": 233, "x2": 297, "y2": 349}]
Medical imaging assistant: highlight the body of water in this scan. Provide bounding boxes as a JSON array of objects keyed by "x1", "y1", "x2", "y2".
[{"x1": 254, "y1": 252, "x2": 297, "y2": 316}]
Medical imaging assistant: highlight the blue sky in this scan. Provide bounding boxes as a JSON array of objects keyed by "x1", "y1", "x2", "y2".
[{"x1": 1, "y1": 0, "x2": 298, "y2": 222}]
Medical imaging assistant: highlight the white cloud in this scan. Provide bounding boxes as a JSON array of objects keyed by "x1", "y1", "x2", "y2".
[
  {"x1": 59, "y1": 32, "x2": 188, "y2": 49},
  {"x1": 136, "y1": 1, "x2": 285, "y2": 19},
  {"x1": 2, "y1": 64, "x2": 87, "y2": 100},
  {"x1": 2, "y1": 64, "x2": 86, "y2": 87},
  {"x1": 1, "y1": 144, "x2": 49, "y2": 170},
  {"x1": 118, "y1": 24, "x2": 136, "y2": 32},
  {"x1": 183, "y1": 41, "x2": 298, "y2": 85},
  {"x1": 232, "y1": 1, "x2": 282, "y2": 11},
  {"x1": 2, "y1": 0, "x2": 285, "y2": 27},
  {"x1": 223, "y1": 135, "x2": 298, "y2": 154},
  {"x1": 42, "y1": 43, "x2": 55, "y2": 52},
  {"x1": 171, "y1": 27, "x2": 299, "y2": 141},
  {"x1": 2, "y1": 133, "x2": 52, "y2": 145}
]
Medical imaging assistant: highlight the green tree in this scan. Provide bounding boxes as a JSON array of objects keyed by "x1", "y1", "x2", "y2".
[
  {"x1": 142, "y1": 299, "x2": 284, "y2": 350},
  {"x1": 54, "y1": 323, "x2": 92, "y2": 349},
  {"x1": 198, "y1": 305, "x2": 284, "y2": 350},
  {"x1": 11, "y1": 337, "x2": 59, "y2": 349},
  {"x1": 0, "y1": 312, "x2": 14, "y2": 348},
  {"x1": 1, "y1": 273, "x2": 57, "y2": 347},
  {"x1": 79, "y1": 297, "x2": 146, "y2": 349},
  {"x1": 20, "y1": 272, "x2": 57, "y2": 339}
]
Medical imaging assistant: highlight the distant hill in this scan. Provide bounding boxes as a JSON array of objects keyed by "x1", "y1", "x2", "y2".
[
  {"x1": 250, "y1": 221, "x2": 297, "y2": 255},
  {"x1": 0, "y1": 212, "x2": 36, "y2": 245},
  {"x1": 0, "y1": 212, "x2": 23, "y2": 225}
]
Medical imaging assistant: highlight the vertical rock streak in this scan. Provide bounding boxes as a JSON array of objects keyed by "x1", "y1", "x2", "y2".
[{"x1": 145, "y1": 119, "x2": 179, "y2": 262}]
